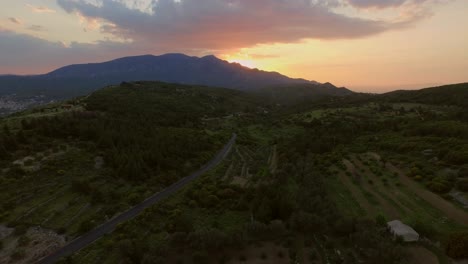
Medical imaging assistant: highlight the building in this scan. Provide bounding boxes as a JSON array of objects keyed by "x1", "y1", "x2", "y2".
[{"x1": 387, "y1": 220, "x2": 419, "y2": 242}]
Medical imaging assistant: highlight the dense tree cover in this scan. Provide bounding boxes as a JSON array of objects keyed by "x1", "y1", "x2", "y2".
[
  {"x1": 0, "y1": 82, "x2": 255, "y2": 180},
  {"x1": 0, "y1": 82, "x2": 256, "y2": 239}
]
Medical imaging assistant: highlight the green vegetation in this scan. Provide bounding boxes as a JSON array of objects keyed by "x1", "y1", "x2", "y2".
[{"x1": 1, "y1": 81, "x2": 467, "y2": 263}]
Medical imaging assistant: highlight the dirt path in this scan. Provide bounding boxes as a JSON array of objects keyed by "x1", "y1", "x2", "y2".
[
  {"x1": 387, "y1": 163, "x2": 468, "y2": 225},
  {"x1": 407, "y1": 246, "x2": 439, "y2": 264},
  {"x1": 343, "y1": 159, "x2": 401, "y2": 220}
]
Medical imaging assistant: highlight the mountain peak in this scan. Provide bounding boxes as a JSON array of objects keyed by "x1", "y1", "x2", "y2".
[{"x1": 0, "y1": 53, "x2": 335, "y2": 100}]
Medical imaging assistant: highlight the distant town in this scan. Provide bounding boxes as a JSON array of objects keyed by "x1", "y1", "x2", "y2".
[{"x1": 0, "y1": 95, "x2": 53, "y2": 117}]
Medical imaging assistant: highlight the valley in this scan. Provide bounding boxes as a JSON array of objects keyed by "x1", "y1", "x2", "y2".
[{"x1": 0, "y1": 81, "x2": 467, "y2": 264}]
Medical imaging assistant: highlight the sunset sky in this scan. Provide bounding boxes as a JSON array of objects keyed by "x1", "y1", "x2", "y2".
[{"x1": 1, "y1": 0, "x2": 467, "y2": 92}]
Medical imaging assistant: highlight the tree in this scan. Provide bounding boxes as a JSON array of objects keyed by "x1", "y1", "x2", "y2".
[
  {"x1": 0, "y1": 143, "x2": 9, "y2": 160},
  {"x1": 172, "y1": 212, "x2": 194, "y2": 233},
  {"x1": 375, "y1": 213, "x2": 387, "y2": 227},
  {"x1": 3, "y1": 124, "x2": 11, "y2": 136}
]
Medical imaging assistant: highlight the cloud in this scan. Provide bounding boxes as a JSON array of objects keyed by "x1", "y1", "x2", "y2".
[
  {"x1": 346, "y1": 0, "x2": 408, "y2": 8},
  {"x1": 0, "y1": 0, "x2": 447, "y2": 74},
  {"x1": 56, "y1": 0, "x2": 430, "y2": 52},
  {"x1": 8, "y1": 17, "x2": 22, "y2": 25},
  {"x1": 26, "y1": 4, "x2": 56, "y2": 13},
  {"x1": 27, "y1": 25, "x2": 47, "y2": 32},
  {"x1": 0, "y1": 29, "x2": 129, "y2": 74}
]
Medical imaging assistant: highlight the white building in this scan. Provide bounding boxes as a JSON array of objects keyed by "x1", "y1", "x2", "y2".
[{"x1": 387, "y1": 220, "x2": 419, "y2": 242}]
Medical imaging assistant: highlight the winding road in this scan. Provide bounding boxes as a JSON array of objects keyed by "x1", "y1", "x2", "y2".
[{"x1": 37, "y1": 133, "x2": 236, "y2": 264}]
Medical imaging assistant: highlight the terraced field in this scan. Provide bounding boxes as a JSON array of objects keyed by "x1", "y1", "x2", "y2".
[
  {"x1": 222, "y1": 144, "x2": 275, "y2": 187},
  {"x1": 328, "y1": 152, "x2": 468, "y2": 240}
]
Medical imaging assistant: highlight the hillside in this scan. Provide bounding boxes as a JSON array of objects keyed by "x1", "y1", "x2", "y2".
[
  {"x1": 0, "y1": 82, "x2": 467, "y2": 264},
  {"x1": 379, "y1": 83, "x2": 468, "y2": 107},
  {"x1": 0, "y1": 82, "x2": 258, "y2": 263},
  {"x1": 253, "y1": 82, "x2": 354, "y2": 105}
]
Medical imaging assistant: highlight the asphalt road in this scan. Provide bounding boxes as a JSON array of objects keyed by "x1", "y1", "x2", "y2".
[{"x1": 36, "y1": 133, "x2": 237, "y2": 264}]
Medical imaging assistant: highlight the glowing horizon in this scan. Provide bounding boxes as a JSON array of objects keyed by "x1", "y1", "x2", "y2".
[{"x1": 1, "y1": 0, "x2": 467, "y2": 92}]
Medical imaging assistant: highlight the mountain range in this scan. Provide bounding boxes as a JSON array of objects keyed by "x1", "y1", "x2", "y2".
[{"x1": 0, "y1": 53, "x2": 351, "y2": 101}]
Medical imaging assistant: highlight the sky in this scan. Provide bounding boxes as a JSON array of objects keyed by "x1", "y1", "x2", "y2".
[{"x1": 0, "y1": 0, "x2": 467, "y2": 92}]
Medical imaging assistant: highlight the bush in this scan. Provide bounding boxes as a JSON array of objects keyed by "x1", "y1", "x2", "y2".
[
  {"x1": 446, "y1": 231, "x2": 468, "y2": 259},
  {"x1": 457, "y1": 178, "x2": 468, "y2": 192},
  {"x1": 24, "y1": 159, "x2": 34, "y2": 166},
  {"x1": 410, "y1": 220, "x2": 436, "y2": 239},
  {"x1": 192, "y1": 251, "x2": 209, "y2": 264},
  {"x1": 78, "y1": 219, "x2": 94, "y2": 234},
  {"x1": 427, "y1": 180, "x2": 451, "y2": 193},
  {"x1": 11, "y1": 248, "x2": 25, "y2": 260},
  {"x1": 309, "y1": 250, "x2": 318, "y2": 261},
  {"x1": 375, "y1": 214, "x2": 387, "y2": 227},
  {"x1": 14, "y1": 225, "x2": 28, "y2": 236},
  {"x1": 18, "y1": 235, "x2": 31, "y2": 246}
]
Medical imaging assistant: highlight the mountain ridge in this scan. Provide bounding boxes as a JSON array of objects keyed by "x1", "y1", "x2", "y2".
[
  {"x1": 0, "y1": 53, "x2": 334, "y2": 101},
  {"x1": 40, "y1": 53, "x2": 314, "y2": 84}
]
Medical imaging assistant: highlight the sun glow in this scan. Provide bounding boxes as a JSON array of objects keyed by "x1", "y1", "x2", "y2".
[{"x1": 224, "y1": 53, "x2": 258, "y2": 69}]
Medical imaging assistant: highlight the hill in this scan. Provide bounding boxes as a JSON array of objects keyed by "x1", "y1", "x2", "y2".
[
  {"x1": 253, "y1": 82, "x2": 354, "y2": 105},
  {"x1": 0, "y1": 54, "x2": 317, "y2": 101},
  {"x1": 379, "y1": 83, "x2": 468, "y2": 107}
]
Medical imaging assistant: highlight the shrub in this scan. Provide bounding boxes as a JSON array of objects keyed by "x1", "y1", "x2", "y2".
[
  {"x1": 18, "y1": 235, "x2": 31, "y2": 246},
  {"x1": 375, "y1": 214, "x2": 387, "y2": 227},
  {"x1": 78, "y1": 219, "x2": 94, "y2": 234},
  {"x1": 192, "y1": 251, "x2": 209, "y2": 264},
  {"x1": 427, "y1": 180, "x2": 451, "y2": 193},
  {"x1": 446, "y1": 231, "x2": 468, "y2": 259},
  {"x1": 14, "y1": 225, "x2": 28, "y2": 236},
  {"x1": 309, "y1": 250, "x2": 318, "y2": 261},
  {"x1": 58, "y1": 227, "x2": 67, "y2": 234},
  {"x1": 11, "y1": 248, "x2": 25, "y2": 260},
  {"x1": 457, "y1": 178, "x2": 468, "y2": 192},
  {"x1": 410, "y1": 220, "x2": 436, "y2": 239}
]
